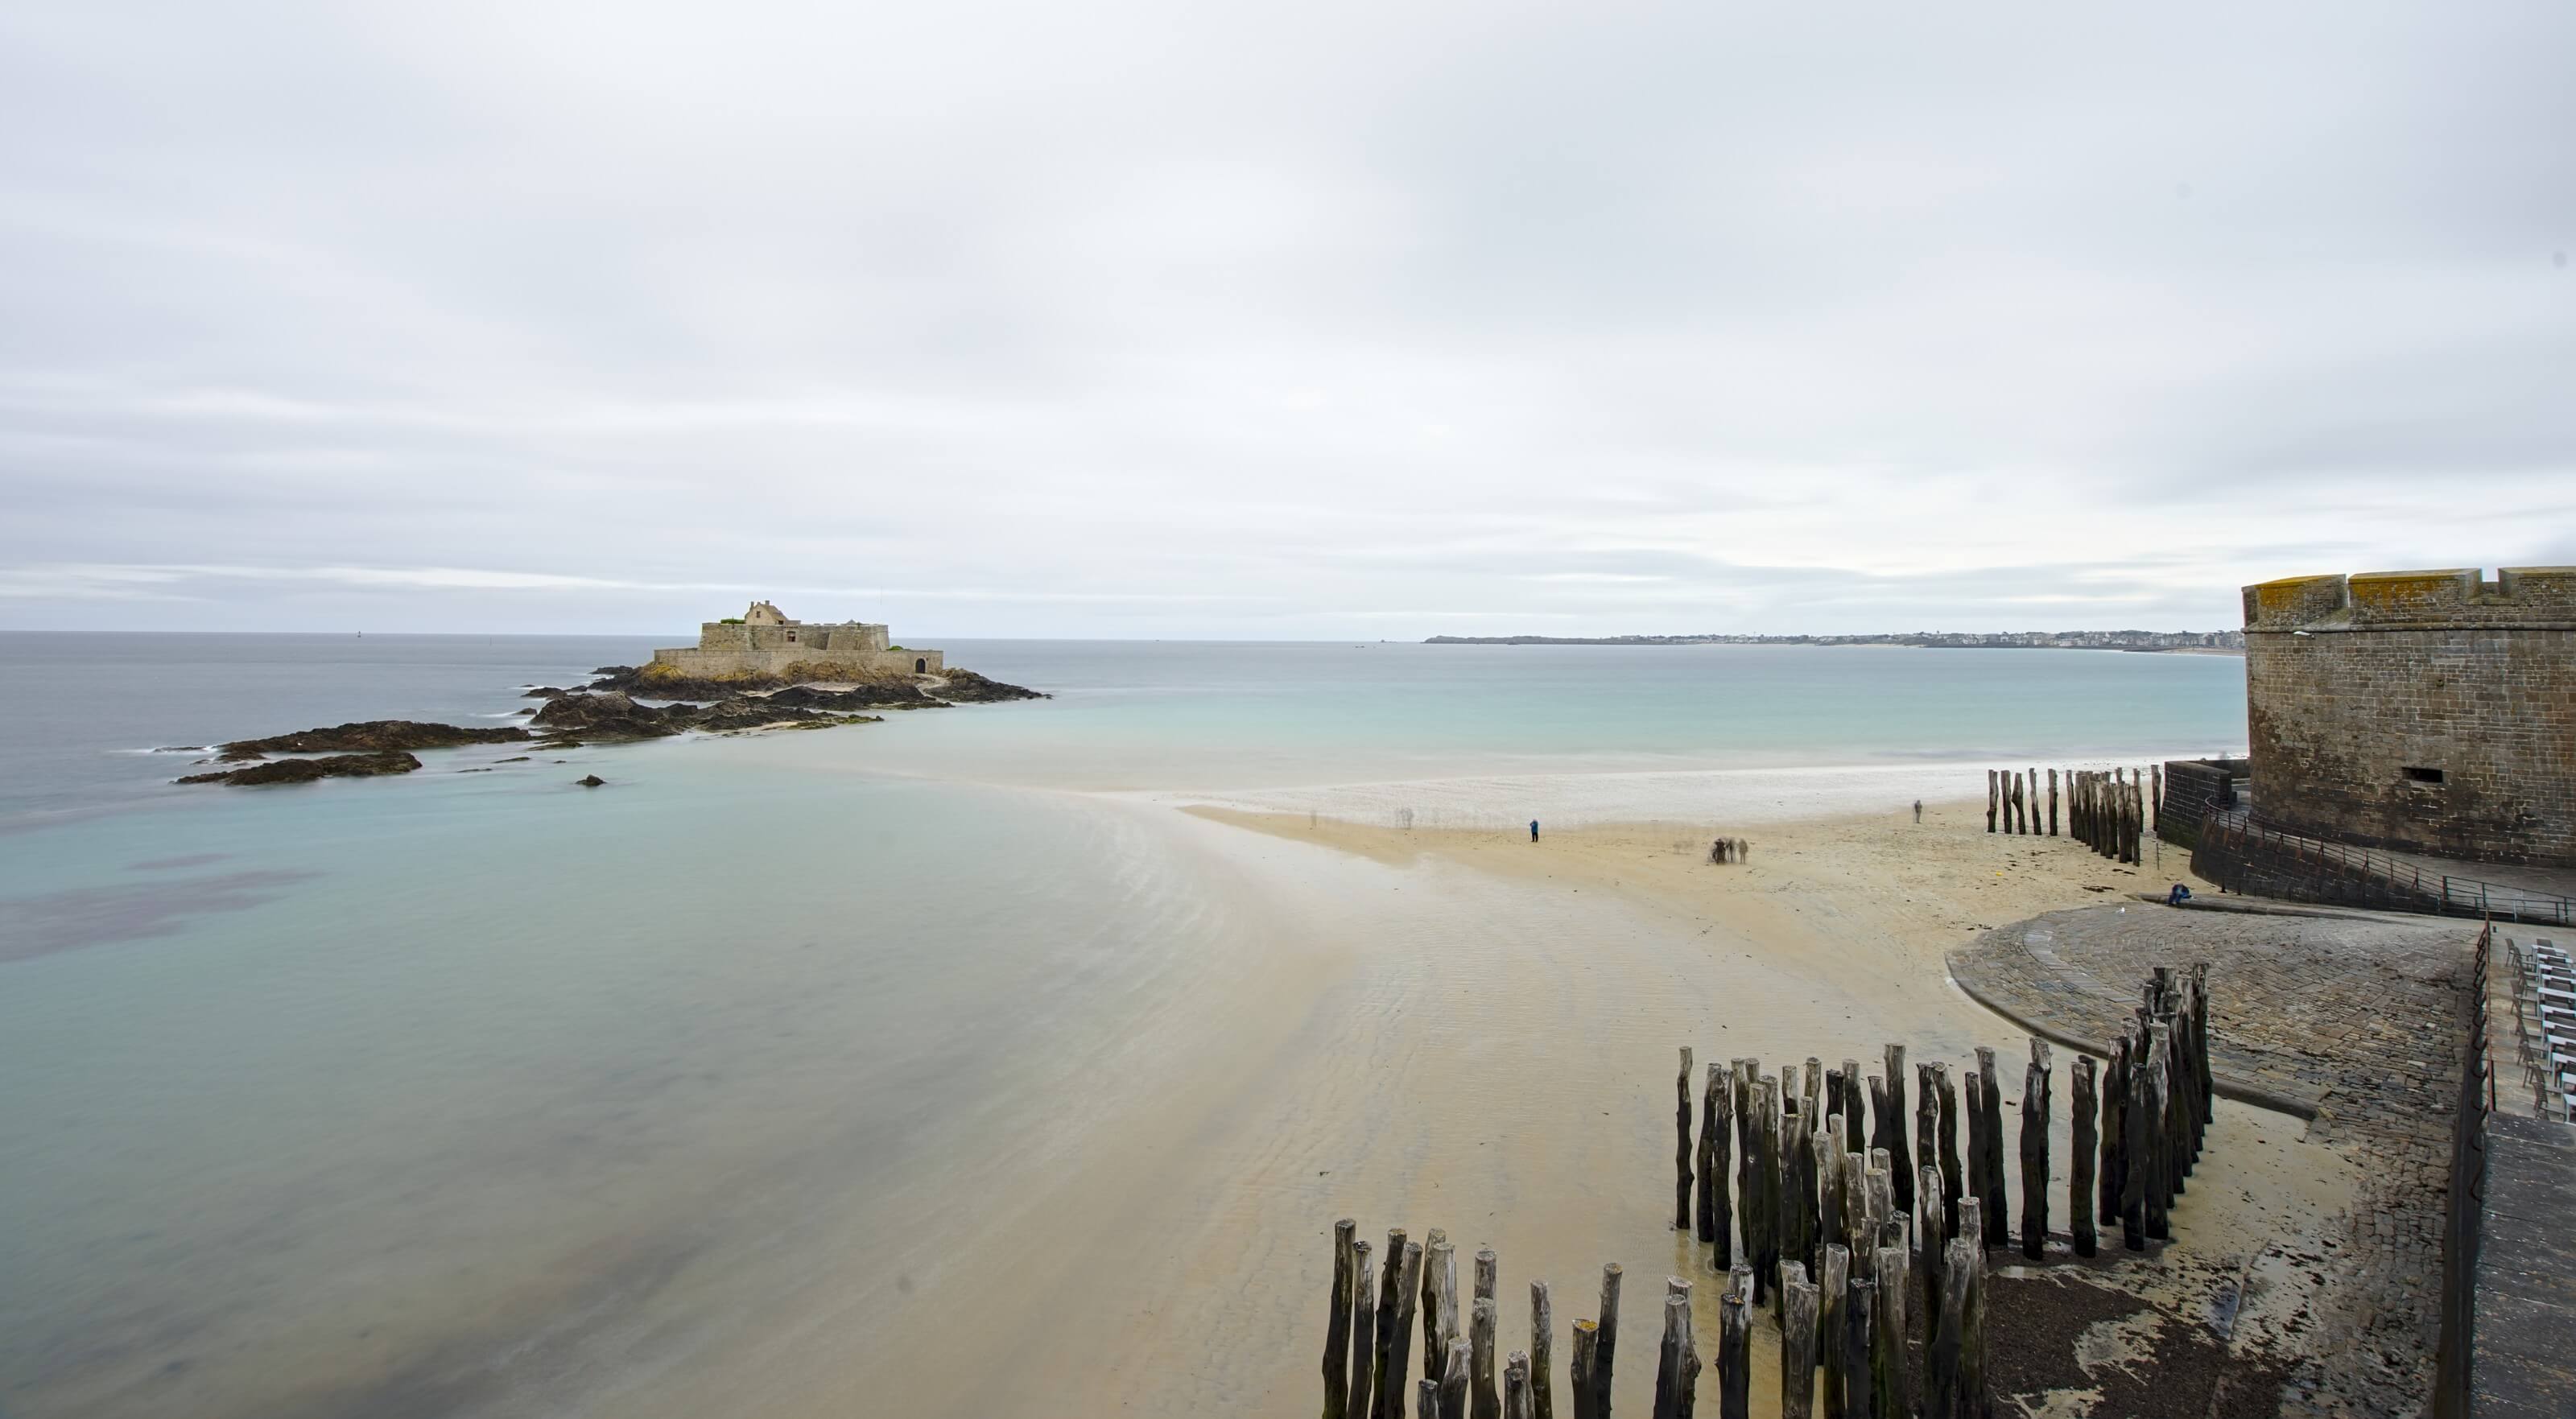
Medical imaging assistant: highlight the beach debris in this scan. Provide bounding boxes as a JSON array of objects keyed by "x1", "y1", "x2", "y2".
[{"x1": 575, "y1": 774, "x2": 606, "y2": 787}]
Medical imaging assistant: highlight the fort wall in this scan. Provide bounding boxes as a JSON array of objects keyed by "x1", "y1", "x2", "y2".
[
  {"x1": 2241, "y1": 567, "x2": 2576, "y2": 868},
  {"x1": 647, "y1": 646, "x2": 944, "y2": 679}
]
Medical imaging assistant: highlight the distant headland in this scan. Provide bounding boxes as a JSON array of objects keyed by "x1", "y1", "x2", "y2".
[{"x1": 1424, "y1": 629, "x2": 2244, "y2": 651}]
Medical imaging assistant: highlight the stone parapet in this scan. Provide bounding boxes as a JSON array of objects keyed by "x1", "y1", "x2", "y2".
[{"x1": 2245, "y1": 568, "x2": 2576, "y2": 633}]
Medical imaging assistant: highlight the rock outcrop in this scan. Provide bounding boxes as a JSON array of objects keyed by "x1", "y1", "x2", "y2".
[
  {"x1": 527, "y1": 691, "x2": 683, "y2": 740},
  {"x1": 220, "y1": 721, "x2": 531, "y2": 761},
  {"x1": 180, "y1": 752, "x2": 424, "y2": 786},
  {"x1": 929, "y1": 669, "x2": 1050, "y2": 703}
]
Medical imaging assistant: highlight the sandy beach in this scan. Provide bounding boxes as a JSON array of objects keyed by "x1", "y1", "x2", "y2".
[{"x1": 719, "y1": 791, "x2": 2351, "y2": 1418}]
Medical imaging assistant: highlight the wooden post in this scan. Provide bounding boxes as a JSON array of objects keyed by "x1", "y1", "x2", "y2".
[
  {"x1": 1985, "y1": 770, "x2": 1996, "y2": 832},
  {"x1": 1818, "y1": 1247, "x2": 1848, "y2": 1415},
  {"x1": 1777, "y1": 1095, "x2": 1805, "y2": 1309},
  {"x1": 1881, "y1": 1046, "x2": 1912, "y2": 1211},
  {"x1": 1676, "y1": 1048, "x2": 1696, "y2": 1231},
  {"x1": 2070, "y1": 1056, "x2": 2099, "y2": 1258},
  {"x1": 1328, "y1": 1219, "x2": 1357, "y2": 1419},
  {"x1": 1929, "y1": 1238, "x2": 1973, "y2": 1419},
  {"x1": 1840, "y1": 1281, "x2": 1872, "y2": 1419},
  {"x1": 2145, "y1": 1025, "x2": 2172, "y2": 1241},
  {"x1": 1477, "y1": 1248, "x2": 1499, "y2": 1307},
  {"x1": 1669, "y1": 1277, "x2": 1702, "y2": 1419},
  {"x1": 1872, "y1": 1246, "x2": 1909, "y2": 1419},
  {"x1": 1652, "y1": 1289, "x2": 1688, "y2": 1419},
  {"x1": 1426, "y1": 1237, "x2": 1458, "y2": 1384},
  {"x1": 2020, "y1": 1044, "x2": 2050, "y2": 1260},
  {"x1": 1353, "y1": 1238, "x2": 1377, "y2": 1416},
  {"x1": 1385, "y1": 1242, "x2": 1424, "y2": 1419},
  {"x1": 1781, "y1": 1271, "x2": 1820, "y2": 1419},
  {"x1": 1959, "y1": 1070, "x2": 1986, "y2": 1253},
  {"x1": 1814, "y1": 1129, "x2": 1842, "y2": 1281},
  {"x1": 1959, "y1": 1232, "x2": 1987, "y2": 1419},
  {"x1": 1597, "y1": 1264, "x2": 1622, "y2": 1418},
  {"x1": 1473, "y1": 1297, "x2": 1500, "y2": 1419},
  {"x1": 1913, "y1": 1164, "x2": 1945, "y2": 1353},
  {"x1": 1569, "y1": 1322, "x2": 1599, "y2": 1419},
  {"x1": 1934, "y1": 1063, "x2": 1962, "y2": 1242},
  {"x1": 1975, "y1": 1046, "x2": 2007, "y2": 1248},
  {"x1": 1839, "y1": 1059, "x2": 1862, "y2": 1133},
  {"x1": 1443, "y1": 1339, "x2": 1472, "y2": 1419},
  {"x1": 1532, "y1": 1282, "x2": 1555, "y2": 1419},
  {"x1": 2099, "y1": 1039, "x2": 2125, "y2": 1238},
  {"x1": 2151, "y1": 764, "x2": 2163, "y2": 832},
  {"x1": 2121, "y1": 1033, "x2": 2149, "y2": 1250},
  {"x1": 1717, "y1": 1289, "x2": 1751, "y2": 1419},
  {"x1": 1508, "y1": 1351, "x2": 1536, "y2": 1419},
  {"x1": 1912, "y1": 1065, "x2": 1937, "y2": 1235},
  {"x1": 1422, "y1": 1379, "x2": 1442, "y2": 1419},
  {"x1": 1734, "y1": 1060, "x2": 1757, "y2": 1230},
  {"x1": 1705, "y1": 1063, "x2": 1734, "y2": 1268},
  {"x1": 1373, "y1": 1231, "x2": 1411, "y2": 1419},
  {"x1": 1823, "y1": 1066, "x2": 1844, "y2": 1128},
  {"x1": 1753, "y1": 1080, "x2": 1780, "y2": 1305},
  {"x1": 2047, "y1": 768, "x2": 2059, "y2": 836}
]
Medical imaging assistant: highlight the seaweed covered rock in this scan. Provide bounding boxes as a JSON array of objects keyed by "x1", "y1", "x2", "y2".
[
  {"x1": 220, "y1": 721, "x2": 530, "y2": 761},
  {"x1": 929, "y1": 669, "x2": 1049, "y2": 703},
  {"x1": 180, "y1": 752, "x2": 423, "y2": 786},
  {"x1": 528, "y1": 691, "x2": 683, "y2": 740}
]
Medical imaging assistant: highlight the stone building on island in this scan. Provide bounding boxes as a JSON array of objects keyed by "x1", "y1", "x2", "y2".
[
  {"x1": 2241, "y1": 566, "x2": 2576, "y2": 868},
  {"x1": 648, "y1": 600, "x2": 945, "y2": 680}
]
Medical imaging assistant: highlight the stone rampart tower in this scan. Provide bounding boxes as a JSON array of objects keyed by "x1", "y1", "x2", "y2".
[{"x1": 2242, "y1": 567, "x2": 2576, "y2": 868}]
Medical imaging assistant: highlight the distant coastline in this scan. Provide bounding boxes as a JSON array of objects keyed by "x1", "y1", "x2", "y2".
[{"x1": 1424, "y1": 629, "x2": 2245, "y2": 652}]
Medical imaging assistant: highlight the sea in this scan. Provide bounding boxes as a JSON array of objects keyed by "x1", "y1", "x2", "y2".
[{"x1": 0, "y1": 633, "x2": 2247, "y2": 1418}]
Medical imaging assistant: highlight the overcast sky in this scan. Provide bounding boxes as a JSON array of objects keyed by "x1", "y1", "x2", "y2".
[{"x1": 2, "y1": 2, "x2": 2569, "y2": 638}]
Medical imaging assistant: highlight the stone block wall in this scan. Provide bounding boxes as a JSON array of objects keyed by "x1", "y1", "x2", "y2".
[
  {"x1": 2157, "y1": 757, "x2": 2248, "y2": 849},
  {"x1": 646, "y1": 646, "x2": 945, "y2": 679},
  {"x1": 2242, "y1": 568, "x2": 2576, "y2": 868}
]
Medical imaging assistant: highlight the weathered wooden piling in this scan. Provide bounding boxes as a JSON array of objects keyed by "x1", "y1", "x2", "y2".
[
  {"x1": 1422, "y1": 1378, "x2": 1442, "y2": 1419},
  {"x1": 1959, "y1": 1231, "x2": 1987, "y2": 1419},
  {"x1": 2019, "y1": 1043, "x2": 2050, "y2": 1260},
  {"x1": 1818, "y1": 1248, "x2": 1848, "y2": 1413},
  {"x1": 1353, "y1": 1239, "x2": 1377, "y2": 1415},
  {"x1": 1912, "y1": 1065, "x2": 1938, "y2": 1230},
  {"x1": 1507, "y1": 1351, "x2": 1536, "y2": 1419},
  {"x1": 1781, "y1": 1270, "x2": 1820, "y2": 1419},
  {"x1": 1696, "y1": 1065, "x2": 1719, "y2": 1246},
  {"x1": 1975, "y1": 1047, "x2": 2006, "y2": 1248},
  {"x1": 2145, "y1": 1025, "x2": 2173, "y2": 1240},
  {"x1": 1777, "y1": 1095, "x2": 1806, "y2": 1307},
  {"x1": 1426, "y1": 1235, "x2": 1457, "y2": 1384},
  {"x1": 1753, "y1": 1080, "x2": 1781, "y2": 1305},
  {"x1": 2120, "y1": 1036, "x2": 2150, "y2": 1250},
  {"x1": 1872, "y1": 1245, "x2": 1909, "y2": 1419},
  {"x1": 1985, "y1": 770, "x2": 1997, "y2": 832},
  {"x1": 1473, "y1": 1296, "x2": 1499, "y2": 1419},
  {"x1": 1717, "y1": 1289, "x2": 1751, "y2": 1419},
  {"x1": 2047, "y1": 768, "x2": 2059, "y2": 836},
  {"x1": 1443, "y1": 1338, "x2": 1472, "y2": 1419},
  {"x1": 1569, "y1": 1323, "x2": 1599, "y2": 1419},
  {"x1": 1652, "y1": 1287, "x2": 1690, "y2": 1419},
  {"x1": 1913, "y1": 1164, "x2": 1945, "y2": 1351},
  {"x1": 1675, "y1": 1048, "x2": 1696, "y2": 1231},
  {"x1": 1881, "y1": 1046, "x2": 1912, "y2": 1210},
  {"x1": 2070, "y1": 1055, "x2": 2099, "y2": 1257},
  {"x1": 1328, "y1": 1219, "x2": 1358, "y2": 1419},
  {"x1": 1839, "y1": 1280, "x2": 1872, "y2": 1419},
  {"x1": 1704, "y1": 1065, "x2": 1734, "y2": 1268},
  {"x1": 1959, "y1": 1070, "x2": 1987, "y2": 1251},
  {"x1": 1385, "y1": 1242, "x2": 1425, "y2": 1419},
  {"x1": 1934, "y1": 1063, "x2": 1962, "y2": 1240},
  {"x1": 1531, "y1": 1282, "x2": 1555, "y2": 1419},
  {"x1": 1596, "y1": 1264, "x2": 1622, "y2": 1417},
  {"x1": 1372, "y1": 1231, "x2": 1411, "y2": 1419},
  {"x1": 2099, "y1": 1038, "x2": 2126, "y2": 1237}
]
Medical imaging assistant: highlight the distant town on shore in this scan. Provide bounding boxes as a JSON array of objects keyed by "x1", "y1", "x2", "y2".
[{"x1": 1424, "y1": 629, "x2": 2245, "y2": 650}]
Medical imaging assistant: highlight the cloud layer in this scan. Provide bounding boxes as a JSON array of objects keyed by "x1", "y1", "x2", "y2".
[{"x1": 3, "y1": 1, "x2": 2570, "y2": 636}]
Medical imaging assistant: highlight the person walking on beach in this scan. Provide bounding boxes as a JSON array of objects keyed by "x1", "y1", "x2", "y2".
[
  {"x1": 1913, "y1": 799, "x2": 1923, "y2": 824},
  {"x1": 1530, "y1": 819, "x2": 1540, "y2": 843}
]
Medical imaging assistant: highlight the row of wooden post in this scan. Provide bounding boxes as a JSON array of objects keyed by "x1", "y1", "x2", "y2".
[
  {"x1": 1323, "y1": 970, "x2": 2215, "y2": 1419},
  {"x1": 1984, "y1": 766, "x2": 2162, "y2": 860}
]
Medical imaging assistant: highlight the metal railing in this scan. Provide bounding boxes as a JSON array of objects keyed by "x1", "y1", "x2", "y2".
[{"x1": 2195, "y1": 811, "x2": 2576, "y2": 927}]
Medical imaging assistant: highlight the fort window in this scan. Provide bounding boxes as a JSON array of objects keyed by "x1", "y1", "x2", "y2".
[{"x1": 2402, "y1": 765, "x2": 2445, "y2": 785}]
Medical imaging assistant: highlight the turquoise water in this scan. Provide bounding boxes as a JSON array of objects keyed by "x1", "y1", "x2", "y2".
[{"x1": 0, "y1": 634, "x2": 2247, "y2": 1417}]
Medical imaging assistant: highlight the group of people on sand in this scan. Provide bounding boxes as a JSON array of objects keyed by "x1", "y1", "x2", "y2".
[{"x1": 1708, "y1": 836, "x2": 1752, "y2": 864}]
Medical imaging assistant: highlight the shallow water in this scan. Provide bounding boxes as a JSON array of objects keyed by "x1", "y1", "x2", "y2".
[{"x1": 0, "y1": 634, "x2": 2247, "y2": 1417}]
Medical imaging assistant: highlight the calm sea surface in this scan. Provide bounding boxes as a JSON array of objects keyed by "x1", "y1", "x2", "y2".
[{"x1": 0, "y1": 633, "x2": 2247, "y2": 1417}]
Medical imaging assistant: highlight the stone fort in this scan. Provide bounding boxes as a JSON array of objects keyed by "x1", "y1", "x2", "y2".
[
  {"x1": 2243, "y1": 566, "x2": 2576, "y2": 868},
  {"x1": 647, "y1": 600, "x2": 945, "y2": 680}
]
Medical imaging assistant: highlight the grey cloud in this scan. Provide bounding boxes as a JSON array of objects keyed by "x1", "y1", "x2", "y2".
[{"x1": 1, "y1": 1, "x2": 2569, "y2": 638}]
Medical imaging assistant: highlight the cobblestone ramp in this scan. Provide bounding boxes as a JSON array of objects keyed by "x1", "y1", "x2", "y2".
[{"x1": 1950, "y1": 903, "x2": 2474, "y2": 1419}]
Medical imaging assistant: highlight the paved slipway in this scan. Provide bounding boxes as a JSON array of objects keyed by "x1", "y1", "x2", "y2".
[{"x1": 1951, "y1": 902, "x2": 2472, "y2": 1419}]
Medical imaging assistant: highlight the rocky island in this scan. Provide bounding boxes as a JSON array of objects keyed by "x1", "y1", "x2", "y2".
[{"x1": 178, "y1": 603, "x2": 1044, "y2": 787}]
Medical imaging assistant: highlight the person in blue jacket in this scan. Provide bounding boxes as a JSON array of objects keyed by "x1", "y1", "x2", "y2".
[{"x1": 1530, "y1": 819, "x2": 1540, "y2": 843}]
